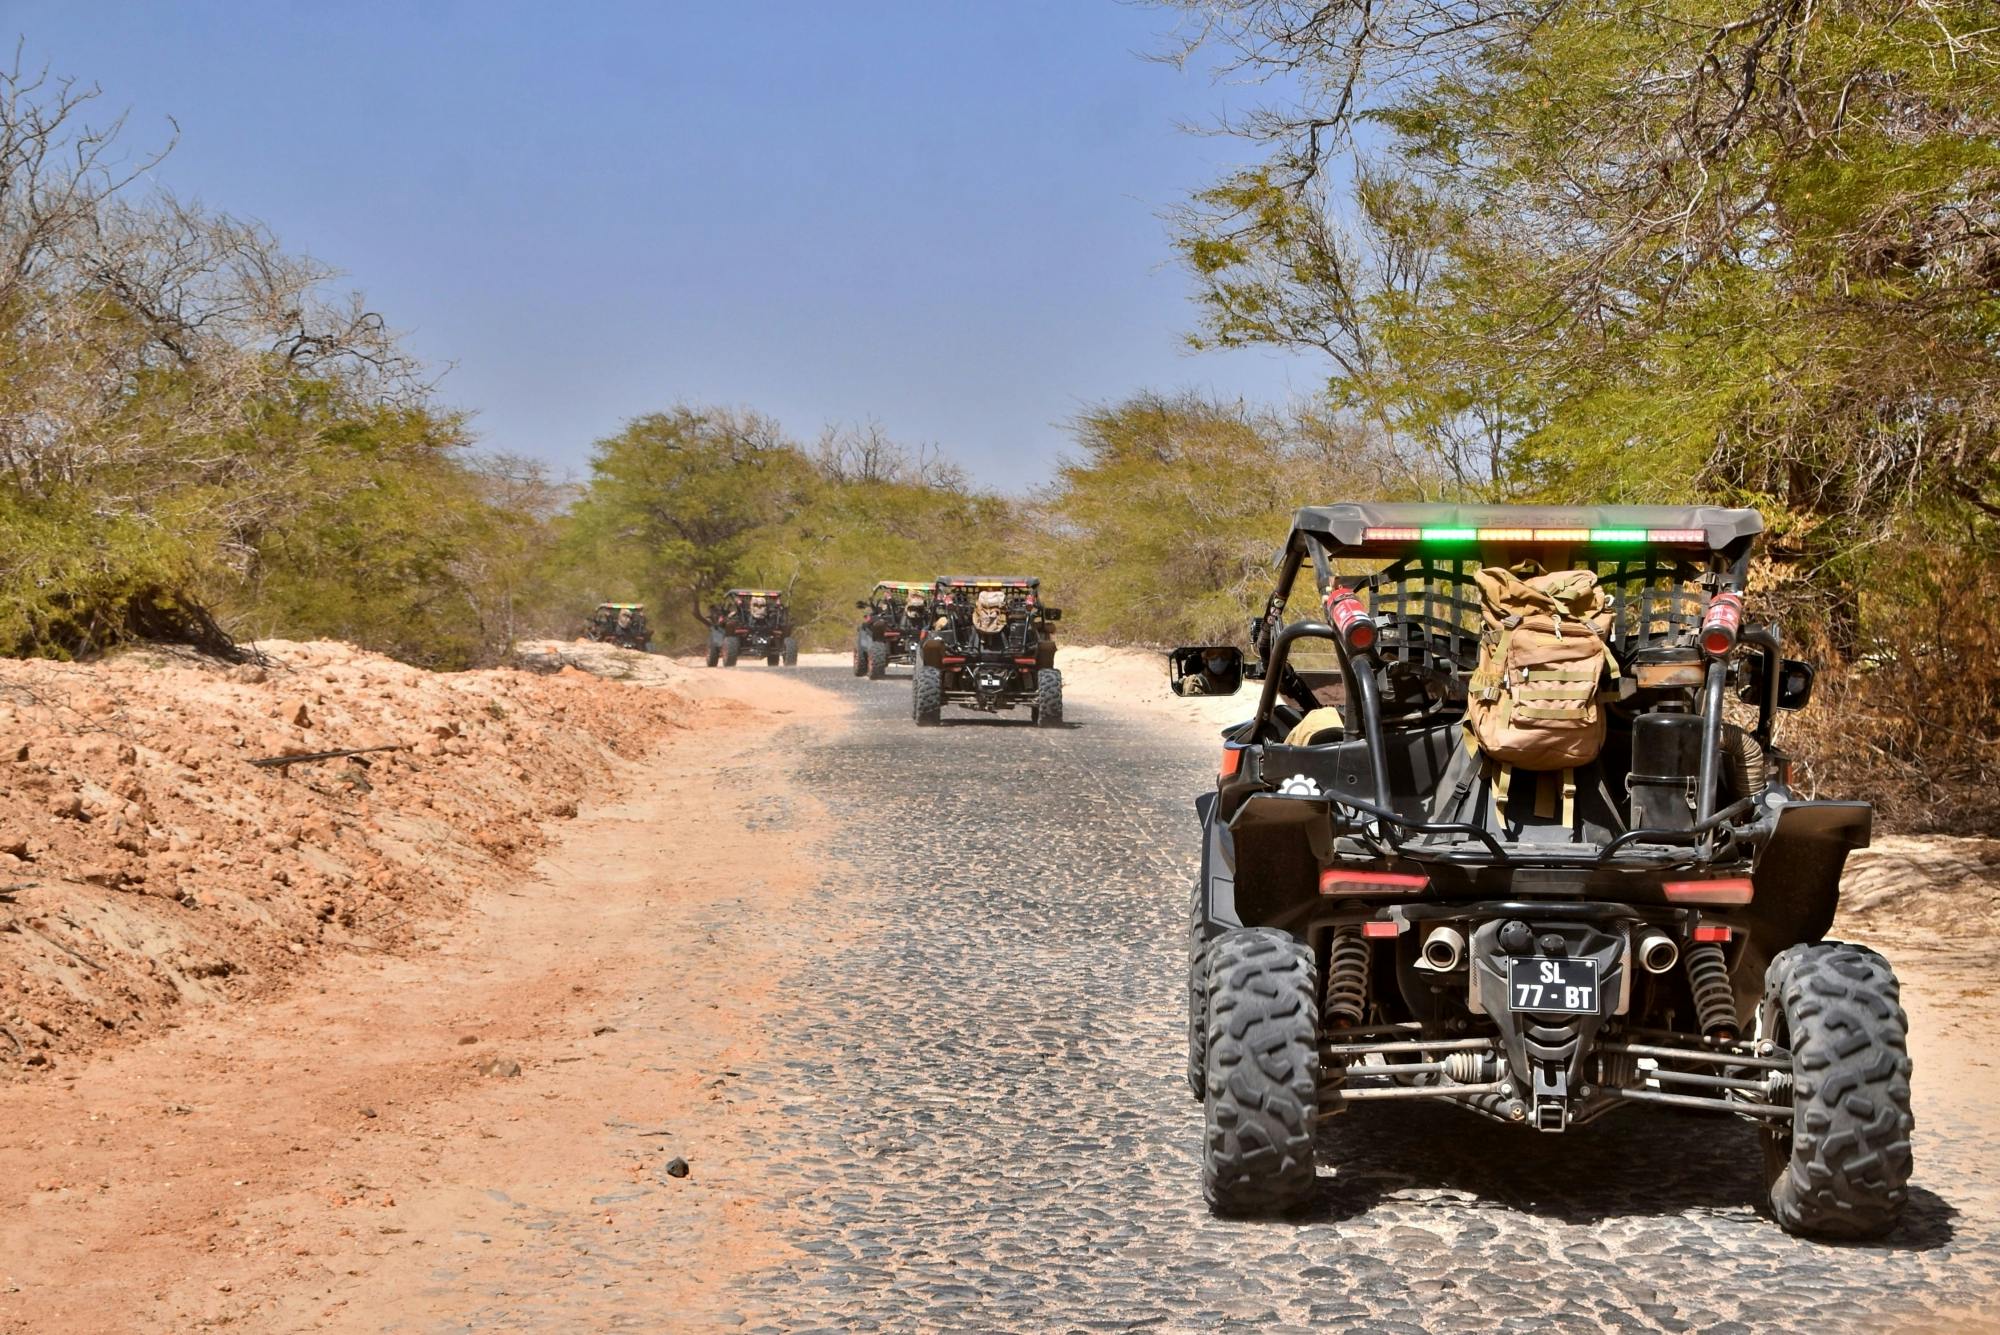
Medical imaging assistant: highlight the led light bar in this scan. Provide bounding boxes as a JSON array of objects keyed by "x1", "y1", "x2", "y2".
[{"x1": 1359, "y1": 525, "x2": 1712, "y2": 546}]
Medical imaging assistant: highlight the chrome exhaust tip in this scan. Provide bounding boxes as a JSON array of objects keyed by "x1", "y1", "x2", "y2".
[
  {"x1": 1418, "y1": 925, "x2": 1465, "y2": 972},
  {"x1": 1636, "y1": 929, "x2": 1680, "y2": 975}
]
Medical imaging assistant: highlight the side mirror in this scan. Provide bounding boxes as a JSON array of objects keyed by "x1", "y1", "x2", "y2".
[
  {"x1": 1041, "y1": 607, "x2": 1062, "y2": 623},
  {"x1": 856, "y1": 600, "x2": 869, "y2": 610},
  {"x1": 1169, "y1": 645, "x2": 1244, "y2": 698},
  {"x1": 1776, "y1": 658, "x2": 1815, "y2": 710},
  {"x1": 1739, "y1": 655, "x2": 1816, "y2": 711}
]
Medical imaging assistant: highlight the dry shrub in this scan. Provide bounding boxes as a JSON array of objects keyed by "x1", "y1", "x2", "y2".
[{"x1": 1783, "y1": 545, "x2": 2000, "y2": 834}]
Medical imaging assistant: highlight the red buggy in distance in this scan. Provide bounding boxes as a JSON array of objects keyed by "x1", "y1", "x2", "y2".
[
  {"x1": 705, "y1": 589, "x2": 798, "y2": 668},
  {"x1": 853, "y1": 580, "x2": 930, "y2": 680},
  {"x1": 913, "y1": 576, "x2": 1063, "y2": 726}
]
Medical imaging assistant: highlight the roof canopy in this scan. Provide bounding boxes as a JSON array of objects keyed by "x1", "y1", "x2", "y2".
[
  {"x1": 726, "y1": 588, "x2": 785, "y2": 598},
  {"x1": 872, "y1": 581, "x2": 931, "y2": 593},
  {"x1": 935, "y1": 575, "x2": 1039, "y2": 588},
  {"x1": 596, "y1": 603, "x2": 644, "y2": 611},
  {"x1": 1293, "y1": 503, "x2": 1762, "y2": 555}
]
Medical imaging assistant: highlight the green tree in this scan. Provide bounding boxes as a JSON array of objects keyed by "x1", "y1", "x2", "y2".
[{"x1": 1034, "y1": 393, "x2": 1422, "y2": 644}]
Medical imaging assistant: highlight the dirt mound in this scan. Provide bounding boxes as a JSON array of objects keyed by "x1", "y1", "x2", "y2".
[
  {"x1": 1839, "y1": 836, "x2": 2000, "y2": 935},
  {"x1": 0, "y1": 640, "x2": 691, "y2": 1077}
]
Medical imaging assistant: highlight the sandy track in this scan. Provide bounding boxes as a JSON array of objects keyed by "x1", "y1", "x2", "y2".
[
  {"x1": 4, "y1": 643, "x2": 1996, "y2": 1331},
  {"x1": 0, "y1": 658, "x2": 840, "y2": 1332}
]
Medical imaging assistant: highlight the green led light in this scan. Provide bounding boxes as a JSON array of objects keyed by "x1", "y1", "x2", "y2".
[
  {"x1": 1589, "y1": 528, "x2": 1649, "y2": 543},
  {"x1": 1421, "y1": 527, "x2": 1479, "y2": 542}
]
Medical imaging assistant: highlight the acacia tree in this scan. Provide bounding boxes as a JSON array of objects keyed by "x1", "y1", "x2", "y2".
[
  {"x1": 1033, "y1": 392, "x2": 1422, "y2": 644},
  {"x1": 1159, "y1": 1, "x2": 2000, "y2": 530},
  {"x1": 1157, "y1": 1, "x2": 2000, "y2": 826},
  {"x1": 564, "y1": 407, "x2": 819, "y2": 631},
  {"x1": 0, "y1": 54, "x2": 457, "y2": 658}
]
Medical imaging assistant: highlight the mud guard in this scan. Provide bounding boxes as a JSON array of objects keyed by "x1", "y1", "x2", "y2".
[
  {"x1": 1194, "y1": 791, "x2": 1240, "y2": 931},
  {"x1": 1749, "y1": 800, "x2": 1872, "y2": 948},
  {"x1": 1198, "y1": 790, "x2": 1336, "y2": 934}
]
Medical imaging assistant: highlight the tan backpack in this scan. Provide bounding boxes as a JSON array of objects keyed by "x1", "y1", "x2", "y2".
[{"x1": 1466, "y1": 567, "x2": 1618, "y2": 772}]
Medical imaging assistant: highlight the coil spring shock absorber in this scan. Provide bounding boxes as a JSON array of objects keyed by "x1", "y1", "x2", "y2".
[
  {"x1": 1323, "y1": 925, "x2": 1370, "y2": 1031},
  {"x1": 1684, "y1": 941, "x2": 1737, "y2": 1039}
]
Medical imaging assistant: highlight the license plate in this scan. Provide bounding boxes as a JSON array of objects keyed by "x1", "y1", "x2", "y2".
[{"x1": 1508, "y1": 957, "x2": 1600, "y2": 1014}]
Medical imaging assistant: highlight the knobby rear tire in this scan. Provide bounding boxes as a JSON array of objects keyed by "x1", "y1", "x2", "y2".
[
  {"x1": 722, "y1": 636, "x2": 740, "y2": 668},
  {"x1": 913, "y1": 665, "x2": 943, "y2": 726},
  {"x1": 1033, "y1": 668, "x2": 1063, "y2": 728},
  {"x1": 1187, "y1": 890, "x2": 1212, "y2": 1101},
  {"x1": 1203, "y1": 926, "x2": 1319, "y2": 1216},
  {"x1": 1761, "y1": 941, "x2": 1914, "y2": 1239}
]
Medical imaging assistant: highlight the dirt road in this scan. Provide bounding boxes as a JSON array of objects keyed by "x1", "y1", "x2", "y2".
[{"x1": 4, "y1": 652, "x2": 1998, "y2": 1332}]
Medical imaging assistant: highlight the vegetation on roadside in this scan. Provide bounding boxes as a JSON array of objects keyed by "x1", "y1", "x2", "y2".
[
  {"x1": 4, "y1": 14, "x2": 1996, "y2": 830},
  {"x1": 1149, "y1": 0, "x2": 2000, "y2": 830}
]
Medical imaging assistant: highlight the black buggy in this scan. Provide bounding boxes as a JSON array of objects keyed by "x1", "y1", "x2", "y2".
[
  {"x1": 913, "y1": 576, "x2": 1063, "y2": 726},
  {"x1": 1171, "y1": 504, "x2": 1911, "y2": 1238},
  {"x1": 584, "y1": 602, "x2": 652, "y2": 652},
  {"x1": 705, "y1": 588, "x2": 798, "y2": 668},
  {"x1": 853, "y1": 580, "x2": 930, "y2": 679}
]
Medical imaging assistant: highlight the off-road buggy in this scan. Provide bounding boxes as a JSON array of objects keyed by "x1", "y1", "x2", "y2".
[
  {"x1": 853, "y1": 580, "x2": 930, "y2": 680},
  {"x1": 913, "y1": 576, "x2": 1063, "y2": 726},
  {"x1": 584, "y1": 603, "x2": 652, "y2": 651},
  {"x1": 1172, "y1": 505, "x2": 1911, "y2": 1238},
  {"x1": 705, "y1": 589, "x2": 798, "y2": 668}
]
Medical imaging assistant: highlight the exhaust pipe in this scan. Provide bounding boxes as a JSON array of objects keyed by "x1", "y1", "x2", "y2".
[
  {"x1": 1636, "y1": 929, "x2": 1680, "y2": 975},
  {"x1": 1418, "y1": 925, "x2": 1465, "y2": 972}
]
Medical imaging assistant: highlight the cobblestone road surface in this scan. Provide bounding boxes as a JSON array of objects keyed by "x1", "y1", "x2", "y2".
[{"x1": 700, "y1": 667, "x2": 1997, "y2": 1332}]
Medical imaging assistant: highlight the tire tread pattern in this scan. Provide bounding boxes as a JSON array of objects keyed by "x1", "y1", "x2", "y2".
[
  {"x1": 1034, "y1": 669, "x2": 1063, "y2": 727},
  {"x1": 1764, "y1": 940, "x2": 1914, "y2": 1239},
  {"x1": 1202, "y1": 926, "x2": 1318, "y2": 1215},
  {"x1": 913, "y1": 665, "x2": 943, "y2": 726}
]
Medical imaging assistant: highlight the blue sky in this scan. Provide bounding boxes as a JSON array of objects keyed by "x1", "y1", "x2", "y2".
[{"x1": 10, "y1": 0, "x2": 1321, "y2": 488}]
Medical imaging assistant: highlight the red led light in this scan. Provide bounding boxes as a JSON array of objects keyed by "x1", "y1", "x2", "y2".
[
  {"x1": 1361, "y1": 920, "x2": 1400, "y2": 938},
  {"x1": 1663, "y1": 878, "x2": 1754, "y2": 906},
  {"x1": 1219, "y1": 747, "x2": 1243, "y2": 778},
  {"x1": 1319, "y1": 870, "x2": 1429, "y2": 897},
  {"x1": 1693, "y1": 925, "x2": 1732, "y2": 942}
]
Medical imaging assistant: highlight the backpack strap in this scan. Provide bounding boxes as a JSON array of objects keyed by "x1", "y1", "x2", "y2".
[
  {"x1": 1493, "y1": 763, "x2": 1514, "y2": 830},
  {"x1": 1562, "y1": 768, "x2": 1577, "y2": 832}
]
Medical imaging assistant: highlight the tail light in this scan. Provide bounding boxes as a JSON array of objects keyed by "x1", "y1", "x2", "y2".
[
  {"x1": 1319, "y1": 870, "x2": 1428, "y2": 896},
  {"x1": 1325, "y1": 587, "x2": 1378, "y2": 653},
  {"x1": 1663, "y1": 877, "x2": 1754, "y2": 906},
  {"x1": 1700, "y1": 591, "x2": 1744, "y2": 657}
]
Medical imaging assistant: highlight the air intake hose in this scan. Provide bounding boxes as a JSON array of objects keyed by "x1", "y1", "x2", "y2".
[{"x1": 1721, "y1": 725, "x2": 1768, "y2": 802}]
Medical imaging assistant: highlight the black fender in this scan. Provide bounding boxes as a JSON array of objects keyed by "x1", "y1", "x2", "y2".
[
  {"x1": 1749, "y1": 799, "x2": 1872, "y2": 950},
  {"x1": 1194, "y1": 790, "x2": 1241, "y2": 935}
]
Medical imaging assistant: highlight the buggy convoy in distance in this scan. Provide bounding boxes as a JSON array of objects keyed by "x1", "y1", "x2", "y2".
[
  {"x1": 854, "y1": 581, "x2": 931, "y2": 679},
  {"x1": 1172, "y1": 504, "x2": 1911, "y2": 1238},
  {"x1": 705, "y1": 589, "x2": 798, "y2": 668},
  {"x1": 584, "y1": 603, "x2": 652, "y2": 652},
  {"x1": 913, "y1": 576, "x2": 1063, "y2": 727}
]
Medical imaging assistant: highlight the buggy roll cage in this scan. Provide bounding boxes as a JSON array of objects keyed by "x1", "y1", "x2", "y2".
[{"x1": 1243, "y1": 504, "x2": 1778, "y2": 871}]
